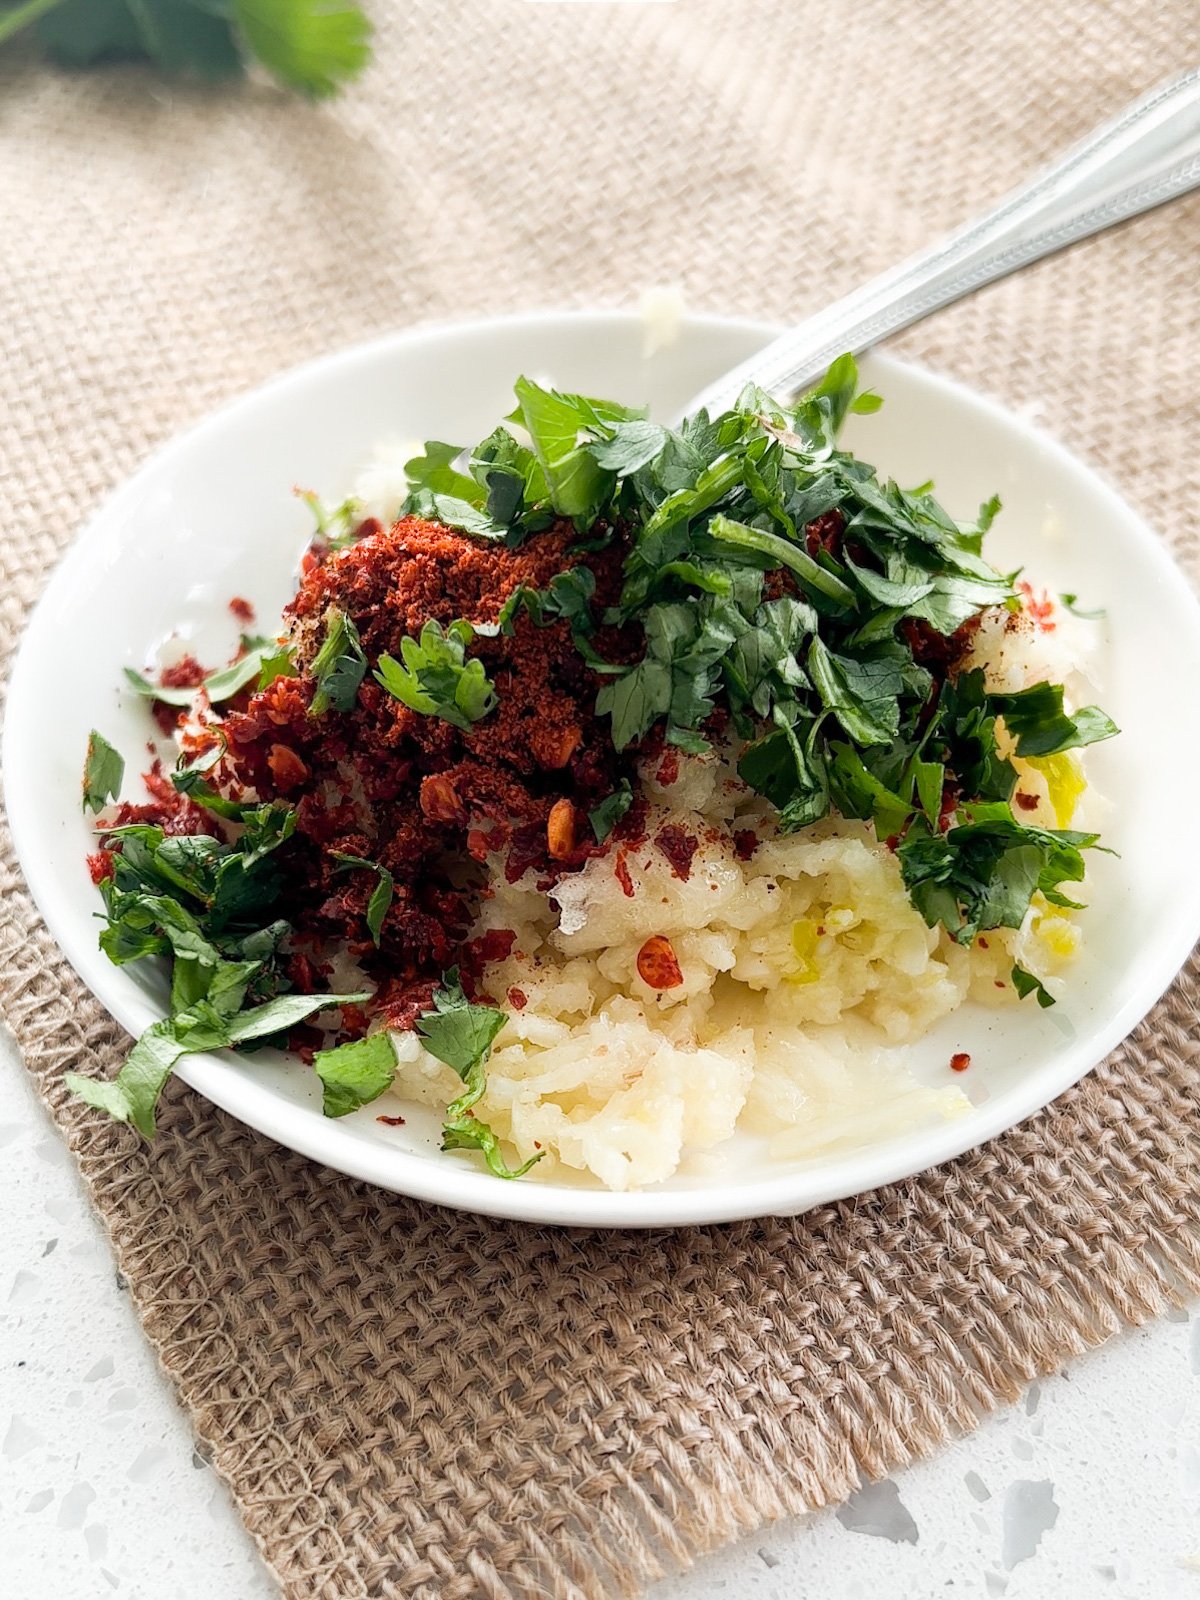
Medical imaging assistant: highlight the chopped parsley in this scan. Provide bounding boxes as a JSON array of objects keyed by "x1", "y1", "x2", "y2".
[
  {"x1": 123, "y1": 635, "x2": 281, "y2": 707},
  {"x1": 417, "y1": 355, "x2": 1118, "y2": 969},
  {"x1": 4, "y1": 0, "x2": 372, "y2": 99},
  {"x1": 314, "y1": 1032, "x2": 398, "y2": 1118},
  {"x1": 69, "y1": 769, "x2": 365, "y2": 1134},
  {"x1": 330, "y1": 852, "x2": 394, "y2": 946},
  {"x1": 309, "y1": 606, "x2": 366, "y2": 716},
  {"x1": 1012, "y1": 963, "x2": 1056, "y2": 1007},
  {"x1": 589, "y1": 780, "x2": 634, "y2": 843},
  {"x1": 82, "y1": 730, "x2": 124, "y2": 814},
  {"x1": 416, "y1": 969, "x2": 539, "y2": 1179},
  {"x1": 374, "y1": 619, "x2": 497, "y2": 732}
]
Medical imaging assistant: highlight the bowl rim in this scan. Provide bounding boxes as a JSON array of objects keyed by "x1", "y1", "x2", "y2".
[{"x1": 7, "y1": 307, "x2": 1200, "y2": 1228}]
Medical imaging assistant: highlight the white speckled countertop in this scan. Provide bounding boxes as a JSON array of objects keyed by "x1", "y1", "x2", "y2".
[{"x1": 2, "y1": 1020, "x2": 1198, "y2": 1600}]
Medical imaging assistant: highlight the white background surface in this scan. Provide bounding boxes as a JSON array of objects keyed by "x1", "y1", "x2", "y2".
[{"x1": 2, "y1": 1024, "x2": 1199, "y2": 1600}]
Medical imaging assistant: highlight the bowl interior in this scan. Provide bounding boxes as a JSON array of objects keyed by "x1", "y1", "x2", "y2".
[{"x1": 8, "y1": 310, "x2": 1200, "y2": 1226}]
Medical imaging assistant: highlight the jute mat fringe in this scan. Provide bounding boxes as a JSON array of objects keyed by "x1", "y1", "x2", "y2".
[{"x1": 2, "y1": 4, "x2": 1199, "y2": 1595}]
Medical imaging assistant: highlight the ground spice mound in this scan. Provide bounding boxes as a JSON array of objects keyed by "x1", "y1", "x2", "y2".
[{"x1": 219, "y1": 517, "x2": 634, "y2": 993}]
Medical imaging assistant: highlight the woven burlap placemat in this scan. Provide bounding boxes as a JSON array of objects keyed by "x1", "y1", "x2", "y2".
[{"x1": 3, "y1": 4, "x2": 1199, "y2": 1596}]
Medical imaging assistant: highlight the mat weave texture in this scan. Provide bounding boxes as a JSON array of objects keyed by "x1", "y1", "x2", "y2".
[{"x1": 2, "y1": 3, "x2": 1199, "y2": 1596}]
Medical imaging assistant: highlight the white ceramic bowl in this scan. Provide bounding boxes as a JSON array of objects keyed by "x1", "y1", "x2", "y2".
[{"x1": 7, "y1": 311, "x2": 1200, "y2": 1227}]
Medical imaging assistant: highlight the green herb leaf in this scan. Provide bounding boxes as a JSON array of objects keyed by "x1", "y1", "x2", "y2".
[
  {"x1": 595, "y1": 656, "x2": 673, "y2": 750},
  {"x1": 513, "y1": 377, "x2": 623, "y2": 524},
  {"x1": 589, "y1": 780, "x2": 634, "y2": 842},
  {"x1": 991, "y1": 681, "x2": 1120, "y2": 758},
  {"x1": 330, "y1": 851, "x2": 394, "y2": 946},
  {"x1": 124, "y1": 636, "x2": 279, "y2": 708},
  {"x1": 296, "y1": 489, "x2": 363, "y2": 545},
  {"x1": 1011, "y1": 963, "x2": 1056, "y2": 1007},
  {"x1": 257, "y1": 644, "x2": 297, "y2": 690},
  {"x1": 309, "y1": 605, "x2": 366, "y2": 716},
  {"x1": 416, "y1": 969, "x2": 507, "y2": 1102},
  {"x1": 403, "y1": 441, "x2": 483, "y2": 504},
  {"x1": 441, "y1": 1113, "x2": 541, "y2": 1179},
  {"x1": 898, "y1": 813, "x2": 1099, "y2": 946},
  {"x1": 83, "y1": 730, "x2": 124, "y2": 814},
  {"x1": 225, "y1": 990, "x2": 370, "y2": 1046},
  {"x1": 375, "y1": 619, "x2": 497, "y2": 732},
  {"x1": 65, "y1": 989, "x2": 367, "y2": 1138},
  {"x1": 708, "y1": 513, "x2": 856, "y2": 608},
  {"x1": 232, "y1": 0, "x2": 371, "y2": 98},
  {"x1": 587, "y1": 420, "x2": 668, "y2": 474},
  {"x1": 1059, "y1": 592, "x2": 1106, "y2": 620},
  {"x1": 314, "y1": 1031, "x2": 398, "y2": 1117},
  {"x1": 33, "y1": 0, "x2": 242, "y2": 78},
  {"x1": 807, "y1": 637, "x2": 903, "y2": 746},
  {"x1": 738, "y1": 709, "x2": 829, "y2": 829}
]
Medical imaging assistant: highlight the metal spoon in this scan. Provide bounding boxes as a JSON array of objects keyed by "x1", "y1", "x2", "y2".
[{"x1": 684, "y1": 67, "x2": 1200, "y2": 418}]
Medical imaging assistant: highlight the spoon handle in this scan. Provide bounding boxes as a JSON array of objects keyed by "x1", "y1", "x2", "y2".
[{"x1": 685, "y1": 67, "x2": 1200, "y2": 417}]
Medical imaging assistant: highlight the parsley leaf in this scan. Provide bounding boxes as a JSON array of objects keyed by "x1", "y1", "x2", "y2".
[
  {"x1": 738, "y1": 708, "x2": 829, "y2": 830},
  {"x1": 31, "y1": 0, "x2": 239, "y2": 76},
  {"x1": 416, "y1": 969, "x2": 507, "y2": 1099},
  {"x1": 309, "y1": 605, "x2": 366, "y2": 716},
  {"x1": 314, "y1": 1032, "x2": 398, "y2": 1118},
  {"x1": 66, "y1": 990, "x2": 367, "y2": 1137},
  {"x1": 82, "y1": 730, "x2": 124, "y2": 814},
  {"x1": 11, "y1": 0, "x2": 372, "y2": 96},
  {"x1": 807, "y1": 637, "x2": 904, "y2": 746},
  {"x1": 330, "y1": 851, "x2": 394, "y2": 946},
  {"x1": 707, "y1": 513, "x2": 856, "y2": 609},
  {"x1": 1011, "y1": 964, "x2": 1056, "y2": 1007},
  {"x1": 513, "y1": 377, "x2": 643, "y2": 525},
  {"x1": 1059, "y1": 592, "x2": 1106, "y2": 620},
  {"x1": 231, "y1": 0, "x2": 371, "y2": 98},
  {"x1": 991, "y1": 681, "x2": 1119, "y2": 758},
  {"x1": 898, "y1": 812, "x2": 1099, "y2": 945},
  {"x1": 124, "y1": 635, "x2": 279, "y2": 707},
  {"x1": 257, "y1": 644, "x2": 297, "y2": 689},
  {"x1": 403, "y1": 441, "x2": 483, "y2": 503},
  {"x1": 375, "y1": 619, "x2": 497, "y2": 732},
  {"x1": 441, "y1": 1114, "x2": 541, "y2": 1180},
  {"x1": 296, "y1": 489, "x2": 363, "y2": 546},
  {"x1": 589, "y1": 780, "x2": 634, "y2": 842},
  {"x1": 412, "y1": 969, "x2": 540, "y2": 1179},
  {"x1": 587, "y1": 420, "x2": 669, "y2": 475}
]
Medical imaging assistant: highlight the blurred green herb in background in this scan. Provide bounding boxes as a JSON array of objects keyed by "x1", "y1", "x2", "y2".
[{"x1": 0, "y1": 0, "x2": 372, "y2": 98}]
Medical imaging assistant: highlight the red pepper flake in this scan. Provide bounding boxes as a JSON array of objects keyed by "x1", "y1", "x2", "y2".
[
  {"x1": 655, "y1": 823, "x2": 698, "y2": 881},
  {"x1": 1015, "y1": 791, "x2": 1039, "y2": 812},
  {"x1": 471, "y1": 928, "x2": 516, "y2": 966},
  {"x1": 286, "y1": 953, "x2": 320, "y2": 994},
  {"x1": 732, "y1": 828, "x2": 759, "y2": 861},
  {"x1": 507, "y1": 987, "x2": 528, "y2": 1011},
  {"x1": 637, "y1": 935, "x2": 683, "y2": 990},
  {"x1": 950, "y1": 1052, "x2": 971, "y2": 1073},
  {"x1": 656, "y1": 749, "x2": 680, "y2": 787},
  {"x1": 228, "y1": 596, "x2": 255, "y2": 624},
  {"x1": 1017, "y1": 579, "x2": 1057, "y2": 632},
  {"x1": 158, "y1": 654, "x2": 208, "y2": 692},
  {"x1": 994, "y1": 979, "x2": 1006, "y2": 989},
  {"x1": 804, "y1": 509, "x2": 845, "y2": 560},
  {"x1": 267, "y1": 743, "x2": 309, "y2": 790},
  {"x1": 338, "y1": 1004, "x2": 370, "y2": 1040},
  {"x1": 978, "y1": 937, "x2": 989, "y2": 949},
  {"x1": 86, "y1": 849, "x2": 115, "y2": 886},
  {"x1": 614, "y1": 851, "x2": 635, "y2": 898},
  {"x1": 376, "y1": 1113, "x2": 406, "y2": 1127},
  {"x1": 884, "y1": 834, "x2": 901, "y2": 853}
]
